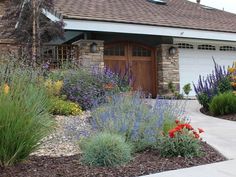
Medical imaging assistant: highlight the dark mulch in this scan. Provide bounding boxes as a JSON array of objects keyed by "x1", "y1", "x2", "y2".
[
  {"x1": 200, "y1": 108, "x2": 236, "y2": 121},
  {"x1": 0, "y1": 142, "x2": 226, "y2": 177}
]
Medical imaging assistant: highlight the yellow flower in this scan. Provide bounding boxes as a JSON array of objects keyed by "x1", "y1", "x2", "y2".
[
  {"x1": 231, "y1": 82, "x2": 236, "y2": 88},
  {"x1": 228, "y1": 67, "x2": 236, "y2": 74},
  {"x1": 54, "y1": 80, "x2": 63, "y2": 96},
  {"x1": 4, "y1": 84, "x2": 10, "y2": 94}
]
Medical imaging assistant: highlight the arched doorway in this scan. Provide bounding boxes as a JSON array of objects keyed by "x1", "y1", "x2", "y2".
[{"x1": 104, "y1": 42, "x2": 156, "y2": 97}]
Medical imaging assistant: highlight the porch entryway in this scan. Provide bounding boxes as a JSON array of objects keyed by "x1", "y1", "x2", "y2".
[{"x1": 104, "y1": 42, "x2": 156, "y2": 96}]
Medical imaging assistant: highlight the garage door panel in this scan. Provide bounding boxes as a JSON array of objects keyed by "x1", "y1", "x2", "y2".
[{"x1": 179, "y1": 48, "x2": 236, "y2": 96}]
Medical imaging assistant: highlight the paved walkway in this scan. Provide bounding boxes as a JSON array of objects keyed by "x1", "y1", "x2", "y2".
[{"x1": 143, "y1": 100, "x2": 236, "y2": 177}]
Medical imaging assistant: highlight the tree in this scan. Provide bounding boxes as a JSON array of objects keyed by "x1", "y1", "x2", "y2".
[{"x1": 2, "y1": 0, "x2": 64, "y2": 66}]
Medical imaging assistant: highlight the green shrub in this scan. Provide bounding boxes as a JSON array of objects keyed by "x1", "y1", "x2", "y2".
[
  {"x1": 80, "y1": 133, "x2": 132, "y2": 167},
  {"x1": 49, "y1": 97, "x2": 82, "y2": 116},
  {"x1": 156, "y1": 129, "x2": 202, "y2": 158},
  {"x1": 217, "y1": 77, "x2": 232, "y2": 93},
  {"x1": 0, "y1": 69, "x2": 54, "y2": 167},
  {"x1": 183, "y1": 83, "x2": 192, "y2": 96},
  {"x1": 209, "y1": 92, "x2": 236, "y2": 116},
  {"x1": 197, "y1": 93, "x2": 211, "y2": 110}
]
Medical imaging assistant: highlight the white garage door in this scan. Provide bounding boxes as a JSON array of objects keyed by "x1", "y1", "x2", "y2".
[{"x1": 178, "y1": 43, "x2": 236, "y2": 96}]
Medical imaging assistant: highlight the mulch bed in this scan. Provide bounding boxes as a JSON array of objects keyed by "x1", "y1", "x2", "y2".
[
  {"x1": 200, "y1": 108, "x2": 236, "y2": 121},
  {"x1": 0, "y1": 142, "x2": 226, "y2": 177}
]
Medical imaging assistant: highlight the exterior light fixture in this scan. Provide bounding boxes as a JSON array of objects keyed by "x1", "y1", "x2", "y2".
[
  {"x1": 90, "y1": 42, "x2": 98, "y2": 53},
  {"x1": 169, "y1": 46, "x2": 177, "y2": 55}
]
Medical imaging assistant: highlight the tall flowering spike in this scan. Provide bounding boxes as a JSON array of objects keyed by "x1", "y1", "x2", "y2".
[{"x1": 193, "y1": 60, "x2": 229, "y2": 100}]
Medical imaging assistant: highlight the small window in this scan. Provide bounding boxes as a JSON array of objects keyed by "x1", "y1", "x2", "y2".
[
  {"x1": 147, "y1": 0, "x2": 167, "y2": 5},
  {"x1": 104, "y1": 45, "x2": 125, "y2": 56},
  {"x1": 177, "y1": 43, "x2": 194, "y2": 49},
  {"x1": 220, "y1": 46, "x2": 236, "y2": 51},
  {"x1": 198, "y1": 44, "x2": 216, "y2": 50},
  {"x1": 132, "y1": 46, "x2": 151, "y2": 57}
]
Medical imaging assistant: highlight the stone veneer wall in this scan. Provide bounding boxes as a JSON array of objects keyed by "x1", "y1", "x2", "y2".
[
  {"x1": 156, "y1": 44, "x2": 180, "y2": 96},
  {"x1": 0, "y1": 43, "x2": 20, "y2": 58},
  {"x1": 73, "y1": 40, "x2": 104, "y2": 68}
]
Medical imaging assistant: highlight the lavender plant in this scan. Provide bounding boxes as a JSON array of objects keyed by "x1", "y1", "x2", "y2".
[
  {"x1": 91, "y1": 93, "x2": 187, "y2": 152},
  {"x1": 193, "y1": 60, "x2": 231, "y2": 109}
]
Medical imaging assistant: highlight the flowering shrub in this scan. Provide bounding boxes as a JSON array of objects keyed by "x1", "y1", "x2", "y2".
[
  {"x1": 60, "y1": 67, "x2": 131, "y2": 110},
  {"x1": 194, "y1": 60, "x2": 232, "y2": 110},
  {"x1": 91, "y1": 93, "x2": 187, "y2": 152},
  {"x1": 228, "y1": 62, "x2": 236, "y2": 94},
  {"x1": 156, "y1": 120, "x2": 204, "y2": 158}
]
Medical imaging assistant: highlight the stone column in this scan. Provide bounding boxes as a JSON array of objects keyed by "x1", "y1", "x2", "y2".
[
  {"x1": 73, "y1": 40, "x2": 104, "y2": 68},
  {"x1": 156, "y1": 44, "x2": 180, "y2": 96}
]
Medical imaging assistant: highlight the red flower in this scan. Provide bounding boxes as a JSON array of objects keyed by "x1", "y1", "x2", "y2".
[
  {"x1": 169, "y1": 130, "x2": 175, "y2": 138},
  {"x1": 175, "y1": 120, "x2": 180, "y2": 124},
  {"x1": 193, "y1": 131, "x2": 200, "y2": 139},
  {"x1": 198, "y1": 128, "x2": 204, "y2": 134},
  {"x1": 184, "y1": 124, "x2": 193, "y2": 130}
]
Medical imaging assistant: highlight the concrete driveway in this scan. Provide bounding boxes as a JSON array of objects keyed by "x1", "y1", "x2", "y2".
[{"x1": 142, "y1": 100, "x2": 236, "y2": 177}]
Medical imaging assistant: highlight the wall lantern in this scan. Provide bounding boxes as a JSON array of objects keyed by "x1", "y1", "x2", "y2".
[
  {"x1": 90, "y1": 42, "x2": 98, "y2": 53},
  {"x1": 169, "y1": 46, "x2": 177, "y2": 55}
]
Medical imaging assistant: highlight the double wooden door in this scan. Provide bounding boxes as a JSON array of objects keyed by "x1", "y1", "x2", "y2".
[{"x1": 104, "y1": 42, "x2": 156, "y2": 97}]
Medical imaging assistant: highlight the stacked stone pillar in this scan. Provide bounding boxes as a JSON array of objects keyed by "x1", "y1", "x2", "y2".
[
  {"x1": 73, "y1": 40, "x2": 104, "y2": 68},
  {"x1": 156, "y1": 44, "x2": 180, "y2": 96}
]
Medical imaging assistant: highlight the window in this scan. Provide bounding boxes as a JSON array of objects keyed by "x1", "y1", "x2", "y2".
[
  {"x1": 220, "y1": 46, "x2": 236, "y2": 51},
  {"x1": 104, "y1": 45, "x2": 125, "y2": 56},
  {"x1": 147, "y1": 0, "x2": 167, "y2": 5},
  {"x1": 177, "y1": 43, "x2": 194, "y2": 49},
  {"x1": 132, "y1": 46, "x2": 151, "y2": 57},
  {"x1": 198, "y1": 44, "x2": 216, "y2": 50}
]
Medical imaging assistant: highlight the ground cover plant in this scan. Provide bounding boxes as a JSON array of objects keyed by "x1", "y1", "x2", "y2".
[
  {"x1": 0, "y1": 63, "x2": 54, "y2": 167},
  {"x1": 43, "y1": 79, "x2": 83, "y2": 116}
]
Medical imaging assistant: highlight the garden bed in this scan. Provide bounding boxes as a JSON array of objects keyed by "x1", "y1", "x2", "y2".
[
  {"x1": 200, "y1": 108, "x2": 236, "y2": 122},
  {"x1": 0, "y1": 114, "x2": 226, "y2": 177},
  {"x1": 0, "y1": 142, "x2": 226, "y2": 177}
]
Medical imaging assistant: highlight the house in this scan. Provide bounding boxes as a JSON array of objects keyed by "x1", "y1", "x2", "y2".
[{"x1": 2, "y1": 0, "x2": 236, "y2": 96}]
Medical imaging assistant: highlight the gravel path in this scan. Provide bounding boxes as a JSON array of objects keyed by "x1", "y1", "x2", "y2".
[{"x1": 32, "y1": 112, "x2": 92, "y2": 157}]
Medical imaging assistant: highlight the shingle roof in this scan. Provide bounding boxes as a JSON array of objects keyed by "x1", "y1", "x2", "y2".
[{"x1": 54, "y1": 0, "x2": 236, "y2": 33}]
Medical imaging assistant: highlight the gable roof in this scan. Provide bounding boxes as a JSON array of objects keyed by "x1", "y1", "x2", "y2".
[{"x1": 54, "y1": 0, "x2": 236, "y2": 33}]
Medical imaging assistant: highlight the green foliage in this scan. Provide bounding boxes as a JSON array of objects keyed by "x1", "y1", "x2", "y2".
[
  {"x1": 49, "y1": 97, "x2": 83, "y2": 116},
  {"x1": 162, "y1": 119, "x2": 176, "y2": 135},
  {"x1": 80, "y1": 133, "x2": 132, "y2": 167},
  {"x1": 217, "y1": 77, "x2": 232, "y2": 93},
  {"x1": 197, "y1": 93, "x2": 211, "y2": 110},
  {"x1": 168, "y1": 81, "x2": 176, "y2": 94},
  {"x1": 183, "y1": 83, "x2": 192, "y2": 96},
  {"x1": 156, "y1": 129, "x2": 202, "y2": 158},
  {"x1": 209, "y1": 92, "x2": 236, "y2": 116},
  {"x1": 0, "y1": 67, "x2": 54, "y2": 167}
]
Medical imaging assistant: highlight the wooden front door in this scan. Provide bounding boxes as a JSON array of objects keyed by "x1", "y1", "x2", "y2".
[{"x1": 104, "y1": 42, "x2": 156, "y2": 96}]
